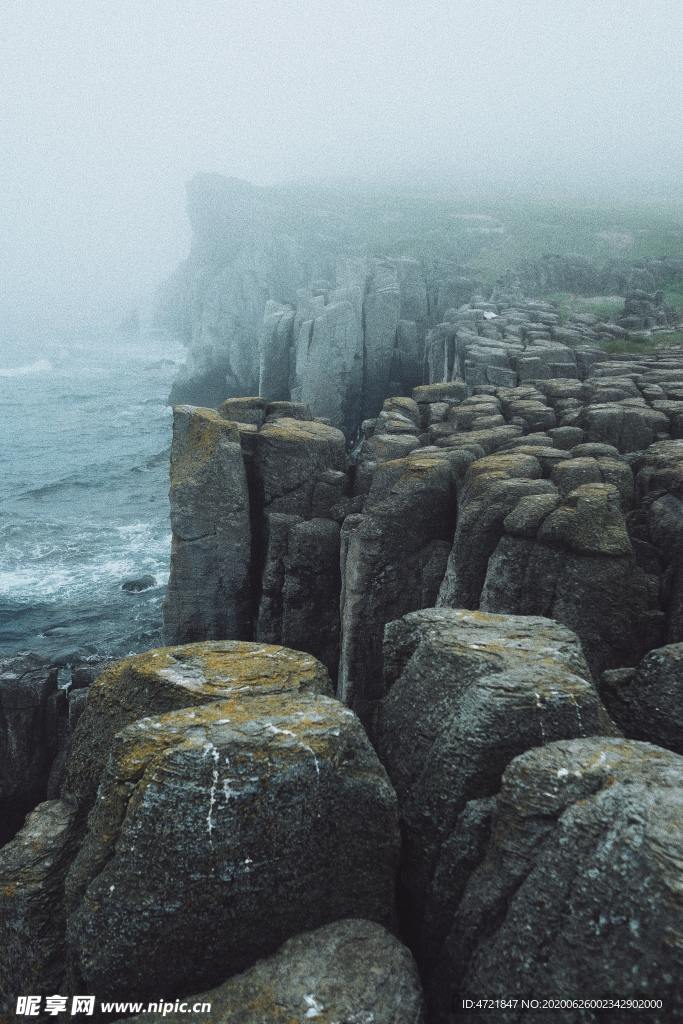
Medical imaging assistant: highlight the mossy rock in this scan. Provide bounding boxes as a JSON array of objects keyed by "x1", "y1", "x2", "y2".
[{"x1": 63, "y1": 641, "x2": 332, "y2": 814}]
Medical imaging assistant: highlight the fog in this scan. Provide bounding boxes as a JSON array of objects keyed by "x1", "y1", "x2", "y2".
[{"x1": 1, "y1": 0, "x2": 680, "y2": 338}]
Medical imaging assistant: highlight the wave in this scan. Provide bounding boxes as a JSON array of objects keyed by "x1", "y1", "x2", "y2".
[
  {"x1": 0, "y1": 359, "x2": 52, "y2": 378},
  {"x1": 20, "y1": 475, "x2": 100, "y2": 499}
]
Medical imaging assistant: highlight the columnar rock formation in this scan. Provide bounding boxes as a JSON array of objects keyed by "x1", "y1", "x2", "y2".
[
  {"x1": 164, "y1": 347, "x2": 683, "y2": 722},
  {"x1": 5, "y1": 175, "x2": 683, "y2": 1014},
  {"x1": 161, "y1": 176, "x2": 681, "y2": 439},
  {"x1": 1, "y1": 642, "x2": 403, "y2": 1011}
]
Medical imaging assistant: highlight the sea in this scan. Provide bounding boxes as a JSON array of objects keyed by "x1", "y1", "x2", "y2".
[{"x1": 0, "y1": 330, "x2": 185, "y2": 665}]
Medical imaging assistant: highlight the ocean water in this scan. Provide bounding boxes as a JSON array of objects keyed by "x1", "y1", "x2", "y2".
[{"x1": 0, "y1": 333, "x2": 184, "y2": 663}]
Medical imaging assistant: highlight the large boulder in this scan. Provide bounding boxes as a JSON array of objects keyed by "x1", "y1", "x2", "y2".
[
  {"x1": 164, "y1": 406, "x2": 252, "y2": 643},
  {"x1": 65, "y1": 688, "x2": 399, "y2": 1001},
  {"x1": 63, "y1": 641, "x2": 332, "y2": 817},
  {"x1": 430, "y1": 738, "x2": 683, "y2": 1022},
  {"x1": 375, "y1": 608, "x2": 617, "y2": 966},
  {"x1": 121, "y1": 920, "x2": 425, "y2": 1024},
  {"x1": 480, "y1": 483, "x2": 664, "y2": 675},
  {"x1": 437, "y1": 451, "x2": 554, "y2": 609}
]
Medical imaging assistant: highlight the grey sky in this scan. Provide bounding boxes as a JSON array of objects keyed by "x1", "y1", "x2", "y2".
[{"x1": 1, "y1": 0, "x2": 680, "y2": 336}]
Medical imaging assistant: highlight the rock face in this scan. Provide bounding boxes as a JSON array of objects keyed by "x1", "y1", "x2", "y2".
[
  {"x1": 429, "y1": 738, "x2": 683, "y2": 1023},
  {"x1": 165, "y1": 348, "x2": 683, "y2": 721},
  {"x1": 374, "y1": 608, "x2": 617, "y2": 965},
  {"x1": 338, "y1": 451, "x2": 464, "y2": 726},
  {"x1": 600, "y1": 642, "x2": 683, "y2": 753},
  {"x1": 0, "y1": 653, "x2": 65, "y2": 844},
  {"x1": 0, "y1": 800, "x2": 79, "y2": 1007},
  {"x1": 121, "y1": 920, "x2": 425, "y2": 1024},
  {"x1": 164, "y1": 406, "x2": 252, "y2": 642},
  {"x1": 2, "y1": 641, "x2": 398, "y2": 1005},
  {"x1": 66, "y1": 689, "x2": 398, "y2": 1000}
]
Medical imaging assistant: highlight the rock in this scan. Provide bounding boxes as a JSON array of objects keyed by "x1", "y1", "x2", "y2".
[
  {"x1": 69, "y1": 664, "x2": 97, "y2": 690},
  {"x1": 63, "y1": 641, "x2": 333, "y2": 817},
  {"x1": 255, "y1": 516, "x2": 341, "y2": 680},
  {"x1": 258, "y1": 304, "x2": 295, "y2": 402},
  {"x1": 600, "y1": 642, "x2": 683, "y2": 753},
  {"x1": 480, "y1": 482, "x2": 663, "y2": 676},
  {"x1": 0, "y1": 653, "x2": 64, "y2": 845},
  {"x1": 121, "y1": 574, "x2": 157, "y2": 593},
  {"x1": 375, "y1": 608, "x2": 616, "y2": 965},
  {"x1": 437, "y1": 452, "x2": 554, "y2": 609},
  {"x1": 264, "y1": 400, "x2": 313, "y2": 422},
  {"x1": 297, "y1": 296, "x2": 364, "y2": 436},
  {"x1": 430, "y1": 738, "x2": 683, "y2": 1022},
  {"x1": 164, "y1": 406, "x2": 252, "y2": 643},
  {"x1": 255, "y1": 418, "x2": 346, "y2": 516},
  {"x1": 338, "y1": 450, "x2": 466, "y2": 726},
  {"x1": 65, "y1": 688, "x2": 399, "y2": 1001},
  {"x1": 362, "y1": 262, "x2": 401, "y2": 419},
  {"x1": 0, "y1": 800, "x2": 79, "y2": 1005},
  {"x1": 218, "y1": 395, "x2": 266, "y2": 426},
  {"x1": 120, "y1": 920, "x2": 425, "y2": 1024}
]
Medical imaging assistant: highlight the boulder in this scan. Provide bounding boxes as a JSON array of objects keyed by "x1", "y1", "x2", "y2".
[
  {"x1": 376, "y1": 608, "x2": 616, "y2": 965},
  {"x1": 430, "y1": 738, "x2": 683, "y2": 1022},
  {"x1": 600, "y1": 642, "x2": 683, "y2": 753},
  {"x1": 120, "y1": 920, "x2": 425, "y2": 1024},
  {"x1": 65, "y1": 689, "x2": 399, "y2": 1001},
  {"x1": 63, "y1": 641, "x2": 332, "y2": 817},
  {"x1": 255, "y1": 418, "x2": 346, "y2": 516},
  {"x1": 121, "y1": 574, "x2": 156, "y2": 593}
]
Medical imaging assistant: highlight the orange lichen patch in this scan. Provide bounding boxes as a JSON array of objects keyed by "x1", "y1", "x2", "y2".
[{"x1": 63, "y1": 642, "x2": 333, "y2": 806}]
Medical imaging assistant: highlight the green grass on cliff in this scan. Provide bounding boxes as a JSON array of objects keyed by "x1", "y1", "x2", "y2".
[
  {"x1": 548, "y1": 292, "x2": 624, "y2": 323},
  {"x1": 601, "y1": 330, "x2": 683, "y2": 355}
]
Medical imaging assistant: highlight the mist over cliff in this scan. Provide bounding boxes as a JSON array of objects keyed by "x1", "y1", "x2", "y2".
[{"x1": 1, "y1": 0, "x2": 681, "y2": 339}]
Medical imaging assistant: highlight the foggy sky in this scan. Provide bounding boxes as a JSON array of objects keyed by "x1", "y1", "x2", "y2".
[{"x1": 1, "y1": 0, "x2": 681, "y2": 337}]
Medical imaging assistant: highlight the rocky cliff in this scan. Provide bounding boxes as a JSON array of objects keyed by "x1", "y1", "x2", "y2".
[
  {"x1": 159, "y1": 177, "x2": 681, "y2": 438},
  {"x1": 3, "y1": 189, "x2": 683, "y2": 1018}
]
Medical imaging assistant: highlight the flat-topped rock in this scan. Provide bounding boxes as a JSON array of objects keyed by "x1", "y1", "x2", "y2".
[
  {"x1": 165, "y1": 405, "x2": 251, "y2": 643},
  {"x1": 376, "y1": 608, "x2": 616, "y2": 964},
  {"x1": 63, "y1": 641, "x2": 332, "y2": 814},
  {"x1": 66, "y1": 689, "x2": 399, "y2": 1001},
  {"x1": 218, "y1": 395, "x2": 266, "y2": 425},
  {"x1": 255, "y1": 417, "x2": 346, "y2": 516}
]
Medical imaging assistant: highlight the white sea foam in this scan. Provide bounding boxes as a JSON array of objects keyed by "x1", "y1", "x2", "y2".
[{"x1": 0, "y1": 359, "x2": 52, "y2": 378}]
